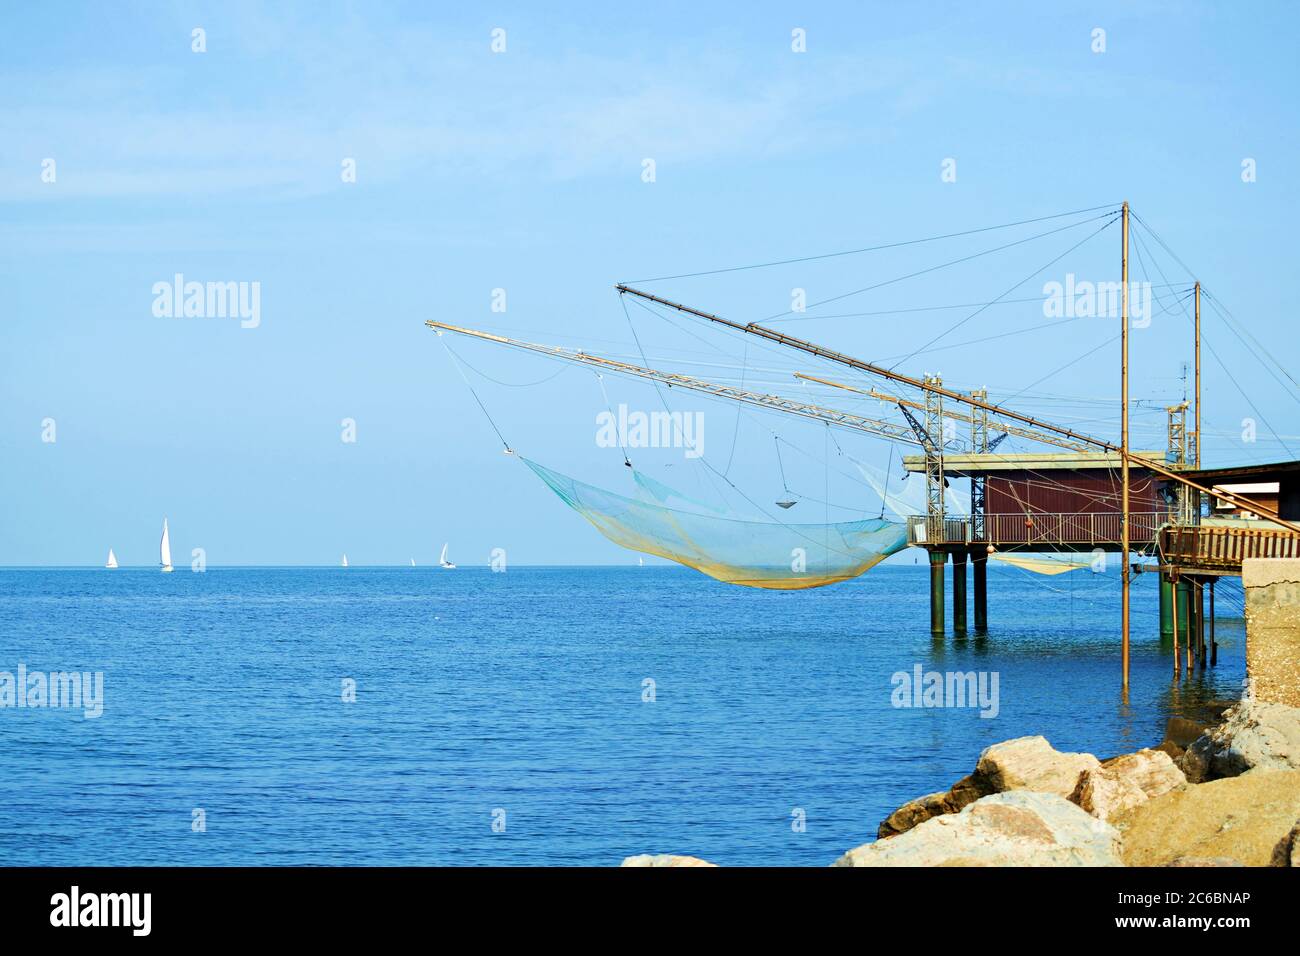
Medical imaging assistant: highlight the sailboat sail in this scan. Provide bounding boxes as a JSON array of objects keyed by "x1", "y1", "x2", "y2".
[
  {"x1": 341, "y1": 554, "x2": 349, "y2": 568},
  {"x1": 440, "y1": 543, "x2": 449, "y2": 564},
  {"x1": 106, "y1": 549, "x2": 118, "y2": 569},
  {"x1": 159, "y1": 520, "x2": 173, "y2": 571}
]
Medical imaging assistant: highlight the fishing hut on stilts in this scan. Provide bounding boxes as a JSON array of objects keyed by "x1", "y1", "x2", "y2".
[{"x1": 429, "y1": 201, "x2": 1300, "y2": 687}]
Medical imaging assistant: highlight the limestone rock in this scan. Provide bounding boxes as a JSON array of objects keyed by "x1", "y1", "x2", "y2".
[
  {"x1": 621, "y1": 854, "x2": 717, "y2": 867},
  {"x1": 1071, "y1": 748, "x2": 1187, "y2": 821},
  {"x1": 1071, "y1": 769, "x2": 1145, "y2": 822},
  {"x1": 877, "y1": 737, "x2": 1100, "y2": 839},
  {"x1": 1166, "y1": 856, "x2": 1244, "y2": 867},
  {"x1": 836, "y1": 791, "x2": 1122, "y2": 867},
  {"x1": 877, "y1": 773, "x2": 994, "y2": 839},
  {"x1": 1114, "y1": 768, "x2": 1300, "y2": 867},
  {"x1": 975, "y1": 736, "x2": 1101, "y2": 797},
  {"x1": 878, "y1": 789, "x2": 954, "y2": 839},
  {"x1": 1270, "y1": 821, "x2": 1300, "y2": 867},
  {"x1": 1180, "y1": 698, "x2": 1300, "y2": 782}
]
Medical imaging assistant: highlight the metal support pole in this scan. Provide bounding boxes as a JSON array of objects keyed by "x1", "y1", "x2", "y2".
[
  {"x1": 972, "y1": 550, "x2": 988, "y2": 633},
  {"x1": 929, "y1": 550, "x2": 947, "y2": 636},
  {"x1": 1197, "y1": 580, "x2": 1207, "y2": 669},
  {"x1": 1120, "y1": 200, "x2": 1131, "y2": 689},
  {"x1": 1175, "y1": 579, "x2": 1191, "y2": 675},
  {"x1": 1194, "y1": 282, "x2": 1202, "y2": 468},
  {"x1": 952, "y1": 550, "x2": 968, "y2": 634},
  {"x1": 1171, "y1": 573, "x2": 1181, "y2": 680},
  {"x1": 1159, "y1": 573, "x2": 1174, "y2": 639},
  {"x1": 1201, "y1": 580, "x2": 1211, "y2": 671}
]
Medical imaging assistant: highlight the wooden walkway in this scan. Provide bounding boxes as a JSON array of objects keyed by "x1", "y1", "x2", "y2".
[{"x1": 1159, "y1": 524, "x2": 1300, "y2": 575}]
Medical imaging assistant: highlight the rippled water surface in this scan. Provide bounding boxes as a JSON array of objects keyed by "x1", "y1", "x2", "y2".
[{"x1": 0, "y1": 565, "x2": 1243, "y2": 865}]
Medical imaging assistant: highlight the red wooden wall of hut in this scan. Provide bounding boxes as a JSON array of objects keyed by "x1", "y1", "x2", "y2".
[{"x1": 984, "y1": 469, "x2": 1160, "y2": 515}]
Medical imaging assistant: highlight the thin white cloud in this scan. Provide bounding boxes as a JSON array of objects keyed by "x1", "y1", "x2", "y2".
[{"x1": 0, "y1": 14, "x2": 935, "y2": 201}]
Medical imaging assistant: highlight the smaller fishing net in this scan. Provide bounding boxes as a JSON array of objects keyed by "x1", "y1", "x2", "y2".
[
  {"x1": 523, "y1": 458, "x2": 908, "y2": 589},
  {"x1": 990, "y1": 553, "x2": 1092, "y2": 575}
]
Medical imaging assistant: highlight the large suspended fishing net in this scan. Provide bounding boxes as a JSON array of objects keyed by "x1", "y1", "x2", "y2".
[{"x1": 523, "y1": 458, "x2": 908, "y2": 589}]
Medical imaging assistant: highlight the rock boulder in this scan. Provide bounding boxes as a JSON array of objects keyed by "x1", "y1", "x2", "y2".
[
  {"x1": 837, "y1": 791, "x2": 1122, "y2": 867},
  {"x1": 1270, "y1": 822, "x2": 1300, "y2": 867},
  {"x1": 877, "y1": 773, "x2": 994, "y2": 839},
  {"x1": 1069, "y1": 748, "x2": 1186, "y2": 822},
  {"x1": 975, "y1": 736, "x2": 1101, "y2": 797},
  {"x1": 1180, "y1": 699, "x2": 1300, "y2": 782},
  {"x1": 621, "y1": 854, "x2": 717, "y2": 867},
  {"x1": 1115, "y1": 769, "x2": 1300, "y2": 867}
]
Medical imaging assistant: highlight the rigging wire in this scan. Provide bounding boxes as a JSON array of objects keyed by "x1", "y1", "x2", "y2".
[
  {"x1": 887, "y1": 213, "x2": 1120, "y2": 370},
  {"x1": 879, "y1": 444, "x2": 895, "y2": 520},
  {"x1": 1202, "y1": 289, "x2": 1300, "y2": 394},
  {"x1": 765, "y1": 284, "x2": 1193, "y2": 324},
  {"x1": 761, "y1": 209, "x2": 1118, "y2": 323},
  {"x1": 723, "y1": 339, "x2": 749, "y2": 477},
  {"x1": 624, "y1": 203, "x2": 1119, "y2": 283},
  {"x1": 593, "y1": 372, "x2": 631, "y2": 467},
  {"x1": 774, "y1": 436, "x2": 794, "y2": 496},
  {"x1": 438, "y1": 335, "x2": 514, "y2": 454},
  {"x1": 1129, "y1": 219, "x2": 1295, "y2": 457},
  {"x1": 439, "y1": 348, "x2": 573, "y2": 388}
]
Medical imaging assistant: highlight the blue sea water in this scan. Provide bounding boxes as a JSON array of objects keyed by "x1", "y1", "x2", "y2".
[{"x1": 0, "y1": 564, "x2": 1243, "y2": 866}]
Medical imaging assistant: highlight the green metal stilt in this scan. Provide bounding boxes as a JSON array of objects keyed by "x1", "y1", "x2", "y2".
[
  {"x1": 972, "y1": 551, "x2": 988, "y2": 633},
  {"x1": 1175, "y1": 579, "x2": 1192, "y2": 645},
  {"x1": 929, "y1": 550, "x2": 946, "y2": 636},
  {"x1": 952, "y1": 551, "x2": 968, "y2": 634}
]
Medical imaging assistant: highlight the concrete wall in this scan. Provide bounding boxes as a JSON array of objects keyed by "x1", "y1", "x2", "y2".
[{"x1": 1243, "y1": 558, "x2": 1300, "y2": 708}]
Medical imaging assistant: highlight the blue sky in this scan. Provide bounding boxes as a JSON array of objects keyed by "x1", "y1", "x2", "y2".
[{"x1": 2, "y1": 1, "x2": 1297, "y2": 565}]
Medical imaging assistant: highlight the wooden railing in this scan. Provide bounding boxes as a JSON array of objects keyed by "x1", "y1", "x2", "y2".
[
  {"x1": 1160, "y1": 524, "x2": 1300, "y2": 571},
  {"x1": 908, "y1": 512, "x2": 1164, "y2": 547}
]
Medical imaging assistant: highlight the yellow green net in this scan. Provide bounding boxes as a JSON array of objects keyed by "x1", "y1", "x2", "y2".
[{"x1": 523, "y1": 458, "x2": 908, "y2": 589}]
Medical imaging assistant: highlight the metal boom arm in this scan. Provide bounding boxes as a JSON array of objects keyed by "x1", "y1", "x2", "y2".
[{"x1": 425, "y1": 320, "x2": 923, "y2": 447}]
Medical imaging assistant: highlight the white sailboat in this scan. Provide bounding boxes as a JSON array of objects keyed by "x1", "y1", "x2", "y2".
[
  {"x1": 341, "y1": 553, "x2": 349, "y2": 568},
  {"x1": 410, "y1": 558, "x2": 416, "y2": 567},
  {"x1": 439, "y1": 543, "x2": 456, "y2": 569},
  {"x1": 159, "y1": 519, "x2": 174, "y2": 572},
  {"x1": 105, "y1": 548, "x2": 118, "y2": 569}
]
